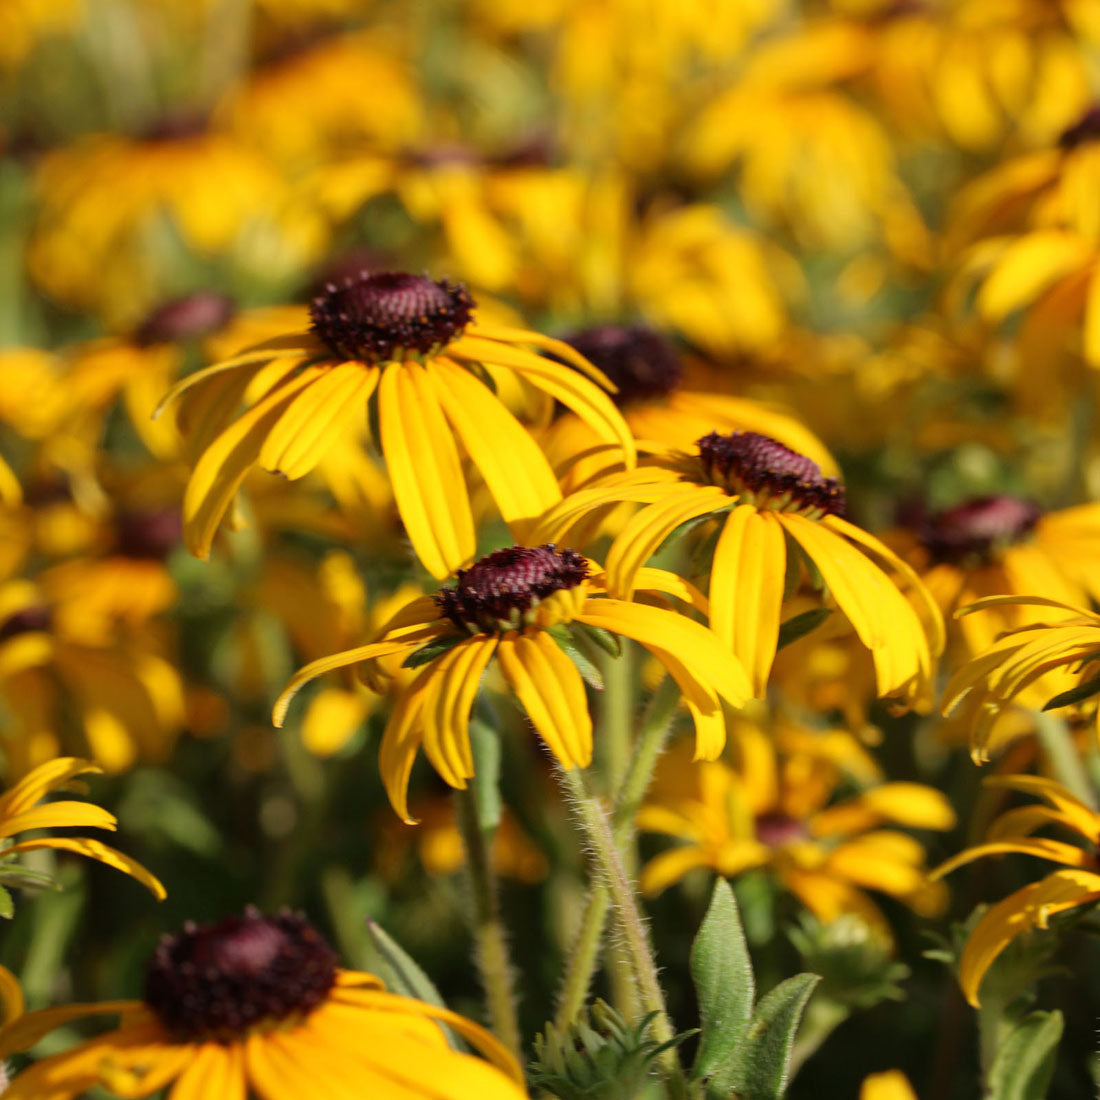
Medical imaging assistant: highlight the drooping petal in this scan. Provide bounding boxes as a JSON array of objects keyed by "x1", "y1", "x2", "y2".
[
  {"x1": 495, "y1": 632, "x2": 593, "y2": 770},
  {"x1": 183, "y1": 369, "x2": 323, "y2": 559},
  {"x1": 378, "y1": 363, "x2": 476, "y2": 580},
  {"x1": 377, "y1": 663, "x2": 437, "y2": 824},
  {"x1": 419, "y1": 635, "x2": 497, "y2": 789},
  {"x1": 0, "y1": 838, "x2": 166, "y2": 899},
  {"x1": 258, "y1": 362, "x2": 377, "y2": 480},
  {"x1": 450, "y1": 335, "x2": 635, "y2": 468},
  {"x1": 958, "y1": 870, "x2": 1100, "y2": 1007},
  {"x1": 272, "y1": 627, "x2": 441, "y2": 728},
  {"x1": 604, "y1": 485, "x2": 730, "y2": 598},
  {"x1": 428, "y1": 357, "x2": 561, "y2": 541},
  {"x1": 0, "y1": 758, "x2": 101, "y2": 820},
  {"x1": 709, "y1": 506, "x2": 786, "y2": 697},
  {"x1": 0, "y1": 801, "x2": 116, "y2": 837}
]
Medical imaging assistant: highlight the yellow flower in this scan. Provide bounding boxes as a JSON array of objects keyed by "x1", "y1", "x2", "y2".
[
  {"x1": 0, "y1": 757, "x2": 164, "y2": 900},
  {"x1": 0, "y1": 910, "x2": 525, "y2": 1099},
  {"x1": 941, "y1": 595, "x2": 1100, "y2": 762},
  {"x1": 929, "y1": 774, "x2": 1100, "y2": 1007},
  {"x1": 535, "y1": 430, "x2": 943, "y2": 703},
  {"x1": 860, "y1": 1069, "x2": 918, "y2": 1100},
  {"x1": 947, "y1": 108, "x2": 1100, "y2": 377},
  {"x1": 638, "y1": 722, "x2": 954, "y2": 937},
  {"x1": 28, "y1": 124, "x2": 325, "y2": 326},
  {"x1": 161, "y1": 272, "x2": 634, "y2": 578},
  {"x1": 273, "y1": 544, "x2": 750, "y2": 821}
]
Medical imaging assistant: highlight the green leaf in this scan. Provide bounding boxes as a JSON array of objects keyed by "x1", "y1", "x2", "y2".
[
  {"x1": 573, "y1": 621, "x2": 622, "y2": 659},
  {"x1": 402, "y1": 632, "x2": 465, "y2": 669},
  {"x1": 776, "y1": 609, "x2": 831, "y2": 652},
  {"x1": 0, "y1": 866, "x2": 61, "y2": 891},
  {"x1": 711, "y1": 974, "x2": 820, "y2": 1100},
  {"x1": 0, "y1": 886, "x2": 13, "y2": 919},
  {"x1": 469, "y1": 718, "x2": 502, "y2": 833},
  {"x1": 691, "y1": 880, "x2": 755, "y2": 1083},
  {"x1": 656, "y1": 509, "x2": 721, "y2": 557},
  {"x1": 1042, "y1": 672, "x2": 1100, "y2": 712},
  {"x1": 366, "y1": 920, "x2": 463, "y2": 1049},
  {"x1": 548, "y1": 625, "x2": 605, "y2": 691},
  {"x1": 988, "y1": 1010, "x2": 1063, "y2": 1100}
]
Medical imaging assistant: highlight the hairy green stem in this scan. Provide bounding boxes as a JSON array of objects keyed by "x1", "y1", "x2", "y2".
[
  {"x1": 456, "y1": 787, "x2": 522, "y2": 1060},
  {"x1": 554, "y1": 676, "x2": 681, "y2": 1029},
  {"x1": 560, "y1": 766, "x2": 689, "y2": 1098}
]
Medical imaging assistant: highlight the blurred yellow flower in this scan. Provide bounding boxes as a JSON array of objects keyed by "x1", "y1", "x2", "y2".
[{"x1": 638, "y1": 722, "x2": 954, "y2": 937}]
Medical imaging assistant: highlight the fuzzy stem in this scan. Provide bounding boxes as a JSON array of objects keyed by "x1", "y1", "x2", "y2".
[
  {"x1": 456, "y1": 787, "x2": 523, "y2": 1060},
  {"x1": 1034, "y1": 710, "x2": 1097, "y2": 809},
  {"x1": 553, "y1": 676, "x2": 681, "y2": 1029},
  {"x1": 597, "y1": 642, "x2": 635, "y2": 796},
  {"x1": 559, "y1": 766, "x2": 689, "y2": 1097}
]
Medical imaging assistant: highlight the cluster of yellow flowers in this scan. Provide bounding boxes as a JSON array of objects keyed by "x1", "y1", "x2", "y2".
[{"x1": 3, "y1": 0, "x2": 1100, "y2": 1096}]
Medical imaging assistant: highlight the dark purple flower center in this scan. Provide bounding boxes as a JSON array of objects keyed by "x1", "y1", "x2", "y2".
[
  {"x1": 115, "y1": 509, "x2": 183, "y2": 560},
  {"x1": 135, "y1": 293, "x2": 236, "y2": 346},
  {"x1": 696, "y1": 431, "x2": 845, "y2": 517},
  {"x1": 309, "y1": 272, "x2": 474, "y2": 363},
  {"x1": 143, "y1": 910, "x2": 337, "y2": 1042},
  {"x1": 436, "y1": 545, "x2": 589, "y2": 633},
  {"x1": 0, "y1": 605, "x2": 51, "y2": 644},
  {"x1": 562, "y1": 324, "x2": 683, "y2": 407},
  {"x1": 1059, "y1": 106, "x2": 1100, "y2": 150},
  {"x1": 754, "y1": 811, "x2": 808, "y2": 848},
  {"x1": 918, "y1": 495, "x2": 1041, "y2": 564}
]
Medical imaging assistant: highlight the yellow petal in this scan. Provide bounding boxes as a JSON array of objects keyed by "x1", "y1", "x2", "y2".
[
  {"x1": 977, "y1": 231, "x2": 1093, "y2": 322},
  {"x1": 0, "y1": 801, "x2": 116, "y2": 837},
  {"x1": 0, "y1": 838, "x2": 165, "y2": 899},
  {"x1": 0, "y1": 758, "x2": 100, "y2": 820},
  {"x1": 428, "y1": 357, "x2": 561, "y2": 540},
  {"x1": 273, "y1": 627, "x2": 440, "y2": 728},
  {"x1": 301, "y1": 688, "x2": 375, "y2": 757},
  {"x1": 1085, "y1": 263, "x2": 1100, "y2": 368},
  {"x1": 183, "y1": 369, "x2": 322, "y2": 559},
  {"x1": 378, "y1": 363, "x2": 476, "y2": 580},
  {"x1": 640, "y1": 846, "x2": 717, "y2": 896},
  {"x1": 860, "y1": 1070, "x2": 918, "y2": 1100},
  {"x1": 930, "y1": 838, "x2": 1094, "y2": 881},
  {"x1": 258, "y1": 362, "x2": 377, "y2": 480},
  {"x1": 495, "y1": 632, "x2": 592, "y2": 770},
  {"x1": 709, "y1": 506, "x2": 785, "y2": 698},
  {"x1": 958, "y1": 869, "x2": 1100, "y2": 1007},
  {"x1": 378, "y1": 664, "x2": 437, "y2": 823}
]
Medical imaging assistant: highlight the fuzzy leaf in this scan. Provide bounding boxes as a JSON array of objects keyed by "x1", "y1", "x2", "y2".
[
  {"x1": 691, "y1": 880, "x2": 755, "y2": 1083},
  {"x1": 573, "y1": 621, "x2": 622, "y2": 659},
  {"x1": 402, "y1": 632, "x2": 465, "y2": 669},
  {"x1": 988, "y1": 1010, "x2": 1063, "y2": 1100},
  {"x1": 776, "y1": 609, "x2": 831, "y2": 652},
  {"x1": 710, "y1": 974, "x2": 820, "y2": 1100}
]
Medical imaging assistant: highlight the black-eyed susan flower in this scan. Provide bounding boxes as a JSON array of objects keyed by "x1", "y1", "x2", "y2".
[
  {"x1": 637, "y1": 721, "x2": 954, "y2": 938},
  {"x1": 930, "y1": 775, "x2": 1100, "y2": 1007},
  {"x1": 0, "y1": 909, "x2": 525, "y2": 1099},
  {"x1": 162, "y1": 272, "x2": 634, "y2": 578},
  {"x1": 0, "y1": 756, "x2": 164, "y2": 900},
  {"x1": 535, "y1": 430, "x2": 943, "y2": 703},
  {"x1": 273, "y1": 544, "x2": 750, "y2": 820},
  {"x1": 941, "y1": 594, "x2": 1100, "y2": 762}
]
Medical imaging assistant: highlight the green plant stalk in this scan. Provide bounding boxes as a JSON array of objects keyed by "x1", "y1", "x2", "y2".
[
  {"x1": 560, "y1": 766, "x2": 690, "y2": 1099},
  {"x1": 456, "y1": 787, "x2": 522, "y2": 1061},
  {"x1": 598, "y1": 642, "x2": 636, "y2": 796},
  {"x1": 1033, "y1": 710, "x2": 1098, "y2": 809},
  {"x1": 554, "y1": 676, "x2": 682, "y2": 1030}
]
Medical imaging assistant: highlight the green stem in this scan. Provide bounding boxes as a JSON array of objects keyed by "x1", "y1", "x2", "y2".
[
  {"x1": 1033, "y1": 710, "x2": 1097, "y2": 809},
  {"x1": 456, "y1": 787, "x2": 522, "y2": 1060},
  {"x1": 559, "y1": 766, "x2": 689, "y2": 1098},
  {"x1": 597, "y1": 642, "x2": 635, "y2": 796},
  {"x1": 554, "y1": 676, "x2": 681, "y2": 1030}
]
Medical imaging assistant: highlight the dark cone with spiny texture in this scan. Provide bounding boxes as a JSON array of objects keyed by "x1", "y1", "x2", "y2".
[
  {"x1": 135, "y1": 292, "x2": 235, "y2": 346},
  {"x1": 697, "y1": 431, "x2": 844, "y2": 516},
  {"x1": 919, "y1": 495, "x2": 1040, "y2": 564},
  {"x1": 436, "y1": 545, "x2": 588, "y2": 634},
  {"x1": 309, "y1": 272, "x2": 474, "y2": 363},
  {"x1": 562, "y1": 324, "x2": 683, "y2": 407},
  {"x1": 143, "y1": 909, "x2": 337, "y2": 1041}
]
